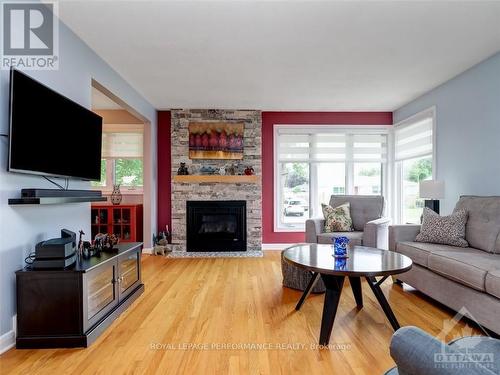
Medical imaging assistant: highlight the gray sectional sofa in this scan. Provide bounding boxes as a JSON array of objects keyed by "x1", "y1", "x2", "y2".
[
  {"x1": 386, "y1": 326, "x2": 500, "y2": 375},
  {"x1": 389, "y1": 196, "x2": 500, "y2": 334}
]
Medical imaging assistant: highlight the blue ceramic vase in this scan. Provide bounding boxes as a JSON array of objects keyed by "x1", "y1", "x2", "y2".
[{"x1": 332, "y1": 236, "x2": 349, "y2": 258}]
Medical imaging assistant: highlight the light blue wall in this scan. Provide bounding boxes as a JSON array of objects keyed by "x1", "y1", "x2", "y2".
[
  {"x1": 394, "y1": 51, "x2": 500, "y2": 215},
  {"x1": 0, "y1": 8, "x2": 156, "y2": 337}
]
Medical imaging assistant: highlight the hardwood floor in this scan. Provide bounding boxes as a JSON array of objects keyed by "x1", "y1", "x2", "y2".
[{"x1": 0, "y1": 251, "x2": 482, "y2": 374}]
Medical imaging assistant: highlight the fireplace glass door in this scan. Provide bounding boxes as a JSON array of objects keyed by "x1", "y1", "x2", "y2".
[{"x1": 187, "y1": 201, "x2": 246, "y2": 252}]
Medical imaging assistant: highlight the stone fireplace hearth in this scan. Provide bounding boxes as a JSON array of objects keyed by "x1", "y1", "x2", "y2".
[{"x1": 170, "y1": 109, "x2": 262, "y2": 254}]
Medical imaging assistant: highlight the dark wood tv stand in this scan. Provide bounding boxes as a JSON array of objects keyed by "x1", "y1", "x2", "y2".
[{"x1": 15, "y1": 242, "x2": 144, "y2": 348}]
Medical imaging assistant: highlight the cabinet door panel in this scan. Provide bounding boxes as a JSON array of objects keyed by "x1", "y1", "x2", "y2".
[
  {"x1": 83, "y1": 262, "x2": 118, "y2": 332},
  {"x1": 118, "y1": 249, "x2": 141, "y2": 300},
  {"x1": 17, "y1": 273, "x2": 81, "y2": 336}
]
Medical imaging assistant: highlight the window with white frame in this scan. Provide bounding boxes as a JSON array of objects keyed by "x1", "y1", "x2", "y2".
[
  {"x1": 394, "y1": 108, "x2": 435, "y2": 224},
  {"x1": 275, "y1": 126, "x2": 388, "y2": 231},
  {"x1": 91, "y1": 125, "x2": 144, "y2": 191}
]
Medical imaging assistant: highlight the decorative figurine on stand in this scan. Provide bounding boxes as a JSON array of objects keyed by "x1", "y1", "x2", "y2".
[
  {"x1": 200, "y1": 165, "x2": 218, "y2": 175},
  {"x1": 78, "y1": 230, "x2": 85, "y2": 260},
  {"x1": 236, "y1": 163, "x2": 244, "y2": 175},
  {"x1": 78, "y1": 230, "x2": 92, "y2": 258},
  {"x1": 244, "y1": 166, "x2": 254, "y2": 175},
  {"x1": 153, "y1": 227, "x2": 171, "y2": 256},
  {"x1": 108, "y1": 234, "x2": 119, "y2": 249},
  {"x1": 82, "y1": 241, "x2": 91, "y2": 259},
  {"x1": 226, "y1": 163, "x2": 236, "y2": 175},
  {"x1": 177, "y1": 162, "x2": 189, "y2": 175},
  {"x1": 94, "y1": 233, "x2": 119, "y2": 253},
  {"x1": 164, "y1": 225, "x2": 171, "y2": 244},
  {"x1": 153, "y1": 238, "x2": 169, "y2": 256},
  {"x1": 111, "y1": 184, "x2": 122, "y2": 205},
  {"x1": 93, "y1": 233, "x2": 105, "y2": 256}
]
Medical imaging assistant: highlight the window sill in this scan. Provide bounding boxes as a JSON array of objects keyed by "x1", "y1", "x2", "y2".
[
  {"x1": 100, "y1": 190, "x2": 144, "y2": 195},
  {"x1": 274, "y1": 226, "x2": 306, "y2": 233}
]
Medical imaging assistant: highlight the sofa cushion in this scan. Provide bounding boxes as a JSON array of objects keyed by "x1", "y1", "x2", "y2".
[
  {"x1": 454, "y1": 196, "x2": 500, "y2": 254},
  {"x1": 449, "y1": 336, "x2": 500, "y2": 373},
  {"x1": 322, "y1": 202, "x2": 354, "y2": 232},
  {"x1": 415, "y1": 208, "x2": 468, "y2": 247},
  {"x1": 317, "y1": 231, "x2": 363, "y2": 245},
  {"x1": 427, "y1": 249, "x2": 500, "y2": 291},
  {"x1": 485, "y1": 270, "x2": 500, "y2": 300},
  {"x1": 394, "y1": 242, "x2": 465, "y2": 268},
  {"x1": 329, "y1": 195, "x2": 384, "y2": 231}
]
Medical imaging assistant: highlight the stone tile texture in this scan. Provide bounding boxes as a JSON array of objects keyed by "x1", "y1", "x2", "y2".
[{"x1": 171, "y1": 109, "x2": 262, "y2": 252}]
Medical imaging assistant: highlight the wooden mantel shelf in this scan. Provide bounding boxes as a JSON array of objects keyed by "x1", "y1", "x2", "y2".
[{"x1": 173, "y1": 175, "x2": 260, "y2": 184}]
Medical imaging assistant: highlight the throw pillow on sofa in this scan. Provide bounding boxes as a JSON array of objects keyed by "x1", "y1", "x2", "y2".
[
  {"x1": 415, "y1": 207, "x2": 468, "y2": 247},
  {"x1": 322, "y1": 202, "x2": 354, "y2": 232}
]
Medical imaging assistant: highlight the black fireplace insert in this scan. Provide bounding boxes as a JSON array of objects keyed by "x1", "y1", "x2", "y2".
[{"x1": 186, "y1": 200, "x2": 246, "y2": 252}]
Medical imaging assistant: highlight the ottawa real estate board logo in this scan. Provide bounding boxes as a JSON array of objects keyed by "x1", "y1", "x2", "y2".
[{"x1": 1, "y1": 2, "x2": 59, "y2": 70}]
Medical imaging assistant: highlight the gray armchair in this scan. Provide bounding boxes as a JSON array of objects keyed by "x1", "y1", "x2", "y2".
[
  {"x1": 386, "y1": 326, "x2": 500, "y2": 375},
  {"x1": 305, "y1": 195, "x2": 390, "y2": 249}
]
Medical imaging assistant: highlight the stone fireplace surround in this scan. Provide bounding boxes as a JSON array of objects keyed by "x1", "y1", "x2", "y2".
[{"x1": 170, "y1": 109, "x2": 262, "y2": 255}]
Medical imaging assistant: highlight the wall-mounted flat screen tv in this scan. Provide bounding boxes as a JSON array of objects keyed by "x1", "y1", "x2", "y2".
[{"x1": 8, "y1": 69, "x2": 102, "y2": 181}]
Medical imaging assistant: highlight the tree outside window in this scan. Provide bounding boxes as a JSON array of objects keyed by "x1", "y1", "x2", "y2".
[
  {"x1": 115, "y1": 159, "x2": 143, "y2": 187},
  {"x1": 402, "y1": 157, "x2": 432, "y2": 223},
  {"x1": 91, "y1": 158, "x2": 143, "y2": 190},
  {"x1": 406, "y1": 158, "x2": 432, "y2": 184}
]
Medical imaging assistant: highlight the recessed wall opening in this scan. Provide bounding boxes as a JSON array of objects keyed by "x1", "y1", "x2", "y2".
[{"x1": 90, "y1": 81, "x2": 152, "y2": 246}]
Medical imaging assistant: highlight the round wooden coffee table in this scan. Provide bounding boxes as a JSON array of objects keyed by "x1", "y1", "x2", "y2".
[{"x1": 282, "y1": 244, "x2": 412, "y2": 345}]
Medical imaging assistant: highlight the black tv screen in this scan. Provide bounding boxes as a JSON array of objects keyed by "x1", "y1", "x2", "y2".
[{"x1": 8, "y1": 69, "x2": 102, "y2": 181}]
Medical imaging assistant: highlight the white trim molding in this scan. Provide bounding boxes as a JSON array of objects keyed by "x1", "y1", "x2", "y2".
[
  {"x1": 142, "y1": 247, "x2": 153, "y2": 254},
  {"x1": 261, "y1": 243, "x2": 294, "y2": 250},
  {"x1": 0, "y1": 315, "x2": 16, "y2": 355}
]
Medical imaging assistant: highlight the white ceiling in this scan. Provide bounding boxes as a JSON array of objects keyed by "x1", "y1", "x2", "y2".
[
  {"x1": 91, "y1": 86, "x2": 123, "y2": 110},
  {"x1": 60, "y1": 1, "x2": 500, "y2": 111}
]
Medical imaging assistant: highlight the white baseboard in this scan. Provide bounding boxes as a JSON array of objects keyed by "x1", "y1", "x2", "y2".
[
  {"x1": 0, "y1": 315, "x2": 16, "y2": 355},
  {"x1": 142, "y1": 247, "x2": 153, "y2": 254},
  {"x1": 261, "y1": 243, "x2": 295, "y2": 250}
]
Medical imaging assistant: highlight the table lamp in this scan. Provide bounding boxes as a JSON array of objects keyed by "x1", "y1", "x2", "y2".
[{"x1": 419, "y1": 180, "x2": 445, "y2": 214}]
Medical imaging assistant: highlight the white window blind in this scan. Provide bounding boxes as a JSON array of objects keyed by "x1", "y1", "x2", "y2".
[
  {"x1": 277, "y1": 130, "x2": 387, "y2": 163},
  {"x1": 395, "y1": 116, "x2": 433, "y2": 161},
  {"x1": 101, "y1": 132, "x2": 143, "y2": 158},
  {"x1": 352, "y1": 134, "x2": 387, "y2": 163}
]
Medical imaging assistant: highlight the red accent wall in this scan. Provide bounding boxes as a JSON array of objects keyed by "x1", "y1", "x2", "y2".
[
  {"x1": 156, "y1": 111, "x2": 392, "y2": 244},
  {"x1": 261, "y1": 112, "x2": 393, "y2": 244},
  {"x1": 157, "y1": 111, "x2": 171, "y2": 234}
]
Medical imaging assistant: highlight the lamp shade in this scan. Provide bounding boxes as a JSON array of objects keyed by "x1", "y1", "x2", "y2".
[{"x1": 419, "y1": 180, "x2": 445, "y2": 199}]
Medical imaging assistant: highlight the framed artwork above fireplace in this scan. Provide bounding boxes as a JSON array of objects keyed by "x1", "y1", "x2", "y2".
[{"x1": 188, "y1": 121, "x2": 244, "y2": 160}]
